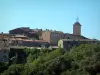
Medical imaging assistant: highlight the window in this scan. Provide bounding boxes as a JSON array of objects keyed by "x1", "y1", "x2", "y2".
[
  {"x1": 67, "y1": 37, "x2": 70, "y2": 39},
  {"x1": 67, "y1": 41, "x2": 70, "y2": 43}
]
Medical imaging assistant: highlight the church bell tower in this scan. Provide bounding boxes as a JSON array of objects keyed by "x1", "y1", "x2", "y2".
[{"x1": 73, "y1": 17, "x2": 81, "y2": 35}]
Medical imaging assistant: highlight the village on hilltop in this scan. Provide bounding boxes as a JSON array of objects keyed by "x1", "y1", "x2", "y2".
[{"x1": 0, "y1": 21, "x2": 99, "y2": 63}]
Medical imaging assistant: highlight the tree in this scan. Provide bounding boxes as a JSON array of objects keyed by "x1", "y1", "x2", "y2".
[
  {"x1": 0, "y1": 62, "x2": 8, "y2": 74},
  {"x1": 1, "y1": 64, "x2": 24, "y2": 75}
]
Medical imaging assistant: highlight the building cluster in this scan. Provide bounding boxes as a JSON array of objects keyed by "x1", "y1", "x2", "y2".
[
  {"x1": 0, "y1": 21, "x2": 99, "y2": 63},
  {"x1": 8, "y1": 21, "x2": 88, "y2": 46}
]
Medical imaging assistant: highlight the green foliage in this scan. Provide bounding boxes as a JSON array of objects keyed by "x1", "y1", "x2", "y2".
[
  {"x1": 0, "y1": 62, "x2": 8, "y2": 73},
  {"x1": 61, "y1": 69, "x2": 90, "y2": 75},
  {"x1": 1, "y1": 64, "x2": 24, "y2": 75},
  {"x1": 1, "y1": 43, "x2": 100, "y2": 75},
  {"x1": 24, "y1": 48, "x2": 41, "y2": 63},
  {"x1": 44, "y1": 48, "x2": 65, "y2": 61},
  {"x1": 67, "y1": 43, "x2": 100, "y2": 75}
]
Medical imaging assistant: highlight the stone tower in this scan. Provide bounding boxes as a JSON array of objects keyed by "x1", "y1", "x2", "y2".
[{"x1": 73, "y1": 18, "x2": 81, "y2": 35}]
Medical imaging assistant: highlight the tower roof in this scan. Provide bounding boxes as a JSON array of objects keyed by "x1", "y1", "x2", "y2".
[{"x1": 73, "y1": 21, "x2": 81, "y2": 26}]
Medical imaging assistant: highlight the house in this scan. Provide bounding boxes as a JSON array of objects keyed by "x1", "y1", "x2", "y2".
[
  {"x1": 58, "y1": 39, "x2": 99, "y2": 50},
  {"x1": 10, "y1": 39, "x2": 50, "y2": 48},
  {"x1": 9, "y1": 27, "x2": 42, "y2": 40}
]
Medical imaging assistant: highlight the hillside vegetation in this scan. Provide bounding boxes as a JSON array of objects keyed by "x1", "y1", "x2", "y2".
[{"x1": 1, "y1": 43, "x2": 100, "y2": 75}]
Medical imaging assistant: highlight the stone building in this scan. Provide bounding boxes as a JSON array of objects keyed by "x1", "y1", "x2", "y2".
[
  {"x1": 63, "y1": 33, "x2": 88, "y2": 40},
  {"x1": 10, "y1": 39, "x2": 50, "y2": 48},
  {"x1": 58, "y1": 39, "x2": 99, "y2": 50},
  {"x1": 0, "y1": 33, "x2": 28, "y2": 40},
  {"x1": 0, "y1": 48, "x2": 9, "y2": 62},
  {"x1": 73, "y1": 21, "x2": 81, "y2": 35},
  {"x1": 0, "y1": 39, "x2": 10, "y2": 62},
  {"x1": 9, "y1": 27, "x2": 42, "y2": 40},
  {"x1": 41, "y1": 21, "x2": 87, "y2": 45},
  {"x1": 41, "y1": 30, "x2": 64, "y2": 45},
  {"x1": 57, "y1": 20, "x2": 99, "y2": 50},
  {"x1": 0, "y1": 33, "x2": 14, "y2": 39}
]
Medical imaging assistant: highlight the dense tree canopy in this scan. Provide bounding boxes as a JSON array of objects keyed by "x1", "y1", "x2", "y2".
[{"x1": 1, "y1": 43, "x2": 100, "y2": 75}]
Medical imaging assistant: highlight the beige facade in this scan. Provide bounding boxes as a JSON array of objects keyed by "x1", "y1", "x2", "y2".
[
  {"x1": 41, "y1": 31, "x2": 51, "y2": 43},
  {"x1": 0, "y1": 33, "x2": 10, "y2": 39},
  {"x1": 41, "y1": 31, "x2": 64, "y2": 45},
  {"x1": 41, "y1": 31, "x2": 87, "y2": 45}
]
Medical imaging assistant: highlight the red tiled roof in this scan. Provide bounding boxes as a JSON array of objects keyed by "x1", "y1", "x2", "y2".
[
  {"x1": 23, "y1": 40, "x2": 36, "y2": 42},
  {"x1": 11, "y1": 38, "x2": 48, "y2": 43},
  {"x1": 35, "y1": 40, "x2": 48, "y2": 42},
  {"x1": 64, "y1": 33, "x2": 88, "y2": 39}
]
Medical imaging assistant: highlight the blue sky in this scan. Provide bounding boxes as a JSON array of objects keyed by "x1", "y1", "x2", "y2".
[{"x1": 0, "y1": 0, "x2": 100, "y2": 39}]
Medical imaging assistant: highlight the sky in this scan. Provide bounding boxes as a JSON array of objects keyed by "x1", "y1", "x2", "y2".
[{"x1": 0, "y1": 0, "x2": 100, "y2": 39}]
